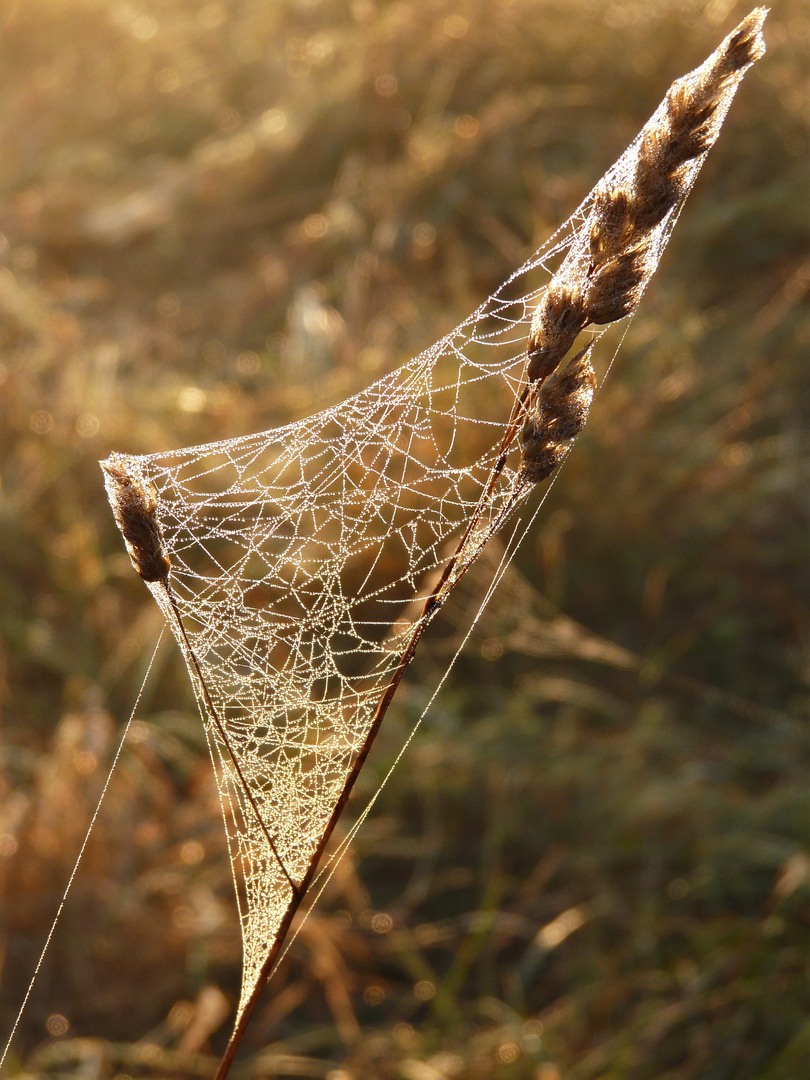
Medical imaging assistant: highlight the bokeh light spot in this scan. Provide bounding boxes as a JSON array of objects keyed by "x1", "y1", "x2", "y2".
[
  {"x1": 443, "y1": 15, "x2": 469, "y2": 38},
  {"x1": 497, "y1": 1042, "x2": 519, "y2": 1063},
  {"x1": 259, "y1": 108, "x2": 287, "y2": 136},
  {"x1": 302, "y1": 214, "x2": 328, "y2": 240},
  {"x1": 46, "y1": 1014, "x2": 69, "y2": 1037},
  {"x1": 375, "y1": 74, "x2": 398, "y2": 96},
  {"x1": 180, "y1": 840, "x2": 205, "y2": 865},
  {"x1": 0, "y1": 834, "x2": 18, "y2": 857},
  {"x1": 155, "y1": 69, "x2": 181, "y2": 94},
  {"x1": 178, "y1": 387, "x2": 207, "y2": 413},
  {"x1": 363, "y1": 984, "x2": 385, "y2": 1005},
  {"x1": 77, "y1": 413, "x2": 100, "y2": 437},
  {"x1": 237, "y1": 351, "x2": 261, "y2": 375},
  {"x1": 73, "y1": 750, "x2": 99, "y2": 776},
  {"x1": 393, "y1": 1022, "x2": 417, "y2": 1047},
  {"x1": 131, "y1": 15, "x2": 158, "y2": 40},
  {"x1": 30, "y1": 410, "x2": 54, "y2": 434},
  {"x1": 216, "y1": 107, "x2": 242, "y2": 132},
  {"x1": 537, "y1": 1065, "x2": 562, "y2": 1080},
  {"x1": 454, "y1": 114, "x2": 479, "y2": 138},
  {"x1": 157, "y1": 293, "x2": 181, "y2": 317},
  {"x1": 667, "y1": 877, "x2": 690, "y2": 900}
]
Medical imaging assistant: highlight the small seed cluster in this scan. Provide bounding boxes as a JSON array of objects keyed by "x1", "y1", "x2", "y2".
[
  {"x1": 520, "y1": 8, "x2": 766, "y2": 485},
  {"x1": 521, "y1": 344, "x2": 596, "y2": 484},
  {"x1": 101, "y1": 456, "x2": 171, "y2": 583}
]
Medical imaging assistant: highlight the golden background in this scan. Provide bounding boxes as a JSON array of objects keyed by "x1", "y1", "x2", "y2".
[{"x1": 1, "y1": 1, "x2": 809, "y2": 1077}]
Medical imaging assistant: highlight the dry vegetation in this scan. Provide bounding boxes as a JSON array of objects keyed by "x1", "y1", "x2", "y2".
[{"x1": 1, "y1": 1, "x2": 810, "y2": 1078}]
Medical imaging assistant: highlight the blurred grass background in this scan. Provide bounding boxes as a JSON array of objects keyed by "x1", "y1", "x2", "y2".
[{"x1": 1, "y1": 0, "x2": 809, "y2": 1078}]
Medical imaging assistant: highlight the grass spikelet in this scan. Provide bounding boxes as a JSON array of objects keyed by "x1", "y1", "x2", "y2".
[
  {"x1": 519, "y1": 7, "x2": 767, "y2": 484},
  {"x1": 526, "y1": 281, "x2": 587, "y2": 382},
  {"x1": 100, "y1": 455, "x2": 171, "y2": 583},
  {"x1": 521, "y1": 344, "x2": 596, "y2": 483}
]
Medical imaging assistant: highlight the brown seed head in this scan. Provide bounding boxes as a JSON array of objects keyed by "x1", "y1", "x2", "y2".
[
  {"x1": 589, "y1": 184, "x2": 635, "y2": 267},
  {"x1": 714, "y1": 7, "x2": 767, "y2": 78},
  {"x1": 631, "y1": 130, "x2": 690, "y2": 232},
  {"x1": 543, "y1": 347, "x2": 597, "y2": 440},
  {"x1": 551, "y1": 346, "x2": 598, "y2": 399},
  {"x1": 518, "y1": 8, "x2": 766, "y2": 472},
  {"x1": 543, "y1": 347, "x2": 597, "y2": 438},
  {"x1": 520, "y1": 439, "x2": 570, "y2": 485},
  {"x1": 520, "y1": 345, "x2": 596, "y2": 484},
  {"x1": 526, "y1": 281, "x2": 587, "y2": 382},
  {"x1": 663, "y1": 80, "x2": 720, "y2": 151},
  {"x1": 101, "y1": 456, "x2": 171, "y2": 583},
  {"x1": 629, "y1": 8, "x2": 766, "y2": 233},
  {"x1": 585, "y1": 241, "x2": 650, "y2": 325}
]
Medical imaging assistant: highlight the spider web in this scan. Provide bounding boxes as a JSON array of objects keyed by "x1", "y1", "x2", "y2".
[{"x1": 103, "y1": 43, "x2": 754, "y2": 1021}]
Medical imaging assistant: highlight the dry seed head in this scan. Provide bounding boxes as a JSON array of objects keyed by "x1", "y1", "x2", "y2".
[
  {"x1": 520, "y1": 345, "x2": 596, "y2": 483},
  {"x1": 584, "y1": 242, "x2": 650, "y2": 325},
  {"x1": 101, "y1": 456, "x2": 171, "y2": 583},
  {"x1": 529, "y1": 12, "x2": 767, "y2": 375},
  {"x1": 661, "y1": 86, "x2": 719, "y2": 163},
  {"x1": 526, "y1": 281, "x2": 587, "y2": 382},
  {"x1": 544, "y1": 345, "x2": 597, "y2": 409},
  {"x1": 545, "y1": 391, "x2": 592, "y2": 442},
  {"x1": 521, "y1": 8, "x2": 766, "y2": 481},
  {"x1": 632, "y1": 161, "x2": 687, "y2": 232},
  {"x1": 628, "y1": 9, "x2": 766, "y2": 234},
  {"x1": 521, "y1": 409, "x2": 550, "y2": 451},
  {"x1": 589, "y1": 185, "x2": 635, "y2": 267},
  {"x1": 715, "y1": 8, "x2": 767, "y2": 76},
  {"x1": 541, "y1": 346, "x2": 597, "y2": 440},
  {"x1": 520, "y1": 439, "x2": 571, "y2": 485},
  {"x1": 664, "y1": 87, "x2": 717, "y2": 161}
]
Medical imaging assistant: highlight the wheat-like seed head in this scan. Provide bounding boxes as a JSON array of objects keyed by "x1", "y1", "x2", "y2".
[
  {"x1": 521, "y1": 344, "x2": 597, "y2": 483},
  {"x1": 520, "y1": 7, "x2": 767, "y2": 484},
  {"x1": 101, "y1": 455, "x2": 171, "y2": 582}
]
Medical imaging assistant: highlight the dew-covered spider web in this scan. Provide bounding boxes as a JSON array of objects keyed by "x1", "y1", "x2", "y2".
[{"x1": 101, "y1": 32, "x2": 758, "y2": 1026}]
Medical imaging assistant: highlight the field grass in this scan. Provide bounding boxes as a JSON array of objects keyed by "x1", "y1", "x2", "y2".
[{"x1": 1, "y1": 1, "x2": 810, "y2": 1078}]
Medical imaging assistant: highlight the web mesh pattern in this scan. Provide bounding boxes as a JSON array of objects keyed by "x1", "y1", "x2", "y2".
[
  {"x1": 103, "y1": 26, "x2": 760, "y2": 1018},
  {"x1": 138, "y1": 284, "x2": 547, "y2": 1009}
]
